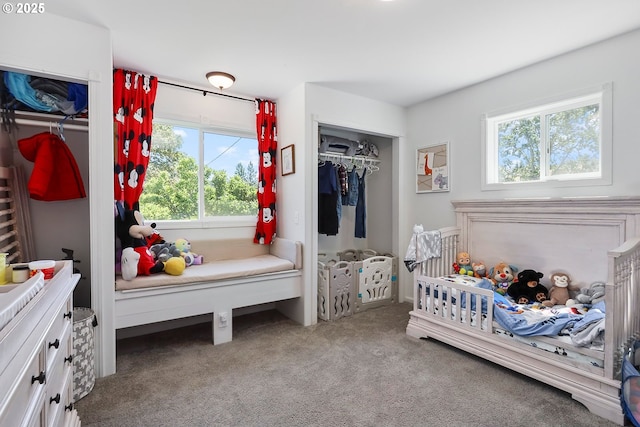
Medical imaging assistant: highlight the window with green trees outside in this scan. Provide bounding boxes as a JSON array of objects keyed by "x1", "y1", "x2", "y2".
[
  {"x1": 483, "y1": 85, "x2": 611, "y2": 190},
  {"x1": 139, "y1": 122, "x2": 259, "y2": 221}
]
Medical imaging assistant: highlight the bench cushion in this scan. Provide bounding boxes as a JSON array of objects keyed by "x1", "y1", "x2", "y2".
[{"x1": 115, "y1": 254, "x2": 294, "y2": 291}]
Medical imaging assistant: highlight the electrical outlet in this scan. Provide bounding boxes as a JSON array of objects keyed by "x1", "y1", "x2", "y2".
[{"x1": 219, "y1": 312, "x2": 228, "y2": 327}]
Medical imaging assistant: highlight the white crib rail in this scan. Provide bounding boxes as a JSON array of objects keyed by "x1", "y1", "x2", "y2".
[
  {"x1": 417, "y1": 226, "x2": 460, "y2": 278},
  {"x1": 607, "y1": 237, "x2": 640, "y2": 380},
  {"x1": 415, "y1": 275, "x2": 494, "y2": 333}
]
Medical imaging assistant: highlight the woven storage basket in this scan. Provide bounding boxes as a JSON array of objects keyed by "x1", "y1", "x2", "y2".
[{"x1": 73, "y1": 307, "x2": 97, "y2": 401}]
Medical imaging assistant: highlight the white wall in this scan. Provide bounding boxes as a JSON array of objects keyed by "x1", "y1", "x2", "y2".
[
  {"x1": 276, "y1": 84, "x2": 307, "y2": 244},
  {"x1": 154, "y1": 83, "x2": 255, "y2": 132},
  {"x1": 0, "y1": 13, "x2": 114, "y2": 376},
  {"x1": 405, "y1": 29, "x2": 640, "y2": 232}
]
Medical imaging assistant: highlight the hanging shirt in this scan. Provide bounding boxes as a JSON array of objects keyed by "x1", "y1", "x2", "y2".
[
  {"x1": 318, "y1": 161, "x2": 338, "y2": 194},
  {"x1": 338, "y1": 164, "x2": 348, "y2": 195}
]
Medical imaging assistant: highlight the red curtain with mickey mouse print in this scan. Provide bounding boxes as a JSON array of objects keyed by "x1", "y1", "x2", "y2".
[
  {"x1": 254, "y1": 99, "x2": 277, "y2": 244},
  {"x1": 113, "y1": 69, "x2": 158, "y2": 211}
]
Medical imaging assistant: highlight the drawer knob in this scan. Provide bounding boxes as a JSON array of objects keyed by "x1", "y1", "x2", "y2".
[
  {"x1": 63, "y1": 311, "x2": 72, "y2": 320},
  {"x1": 50, "y1": 393, "x2": 61, "y2": 405},
  {"x1": 31, "y1": 371, "x2": 46, "y2": 384},
  {"x1": 49, "y1": 339, "x2": 60, "y2": 349},
  {"x1": 64, "y1": 355, "x2": 73, "y2": 364},
  {"x1": 65, "y1": 403, "x2": 74, "y2": 412}
]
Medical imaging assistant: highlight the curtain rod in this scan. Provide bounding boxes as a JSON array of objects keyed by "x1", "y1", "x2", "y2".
[{"x1": 158, "y1": 80, "x2": 255, "y2": 103}]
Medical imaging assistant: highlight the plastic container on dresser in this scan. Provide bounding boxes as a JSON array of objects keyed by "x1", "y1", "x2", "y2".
[{"x1": 0, "y1": 260, "x2": 82, "y2": 427}]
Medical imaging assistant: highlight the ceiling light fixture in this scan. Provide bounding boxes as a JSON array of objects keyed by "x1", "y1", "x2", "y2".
[{"x1": 206, "y1": 71, "x2": 235, "y2": 90}]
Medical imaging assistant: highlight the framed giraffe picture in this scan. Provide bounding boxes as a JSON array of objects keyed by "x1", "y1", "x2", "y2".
[{"x1": 416, "y1": 141, "x2": 449, "y2": 193}]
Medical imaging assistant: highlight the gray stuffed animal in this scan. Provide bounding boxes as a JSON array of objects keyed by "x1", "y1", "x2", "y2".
[
  {"x1": 150, "y1": 242, "x2": 181, "y2": 263},
  {"x1": 575, "y1": 282, "x2": 606, "y2": 305}
]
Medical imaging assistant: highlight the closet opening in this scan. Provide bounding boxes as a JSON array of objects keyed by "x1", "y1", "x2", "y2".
[
  {"x1": 316, "y1": 123, "x2": 394, "y2": 263},
  {"x1": 0, "y1": 69, "x2": 91, "y2": 307}
]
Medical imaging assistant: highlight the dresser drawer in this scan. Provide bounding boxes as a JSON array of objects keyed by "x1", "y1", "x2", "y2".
[
  {"x1": 0, "y1": 348, "x2": 45, "y2": 427},
  {"x1": 44, "y1": 298, "x2": 73, "y2": 365},
  {"x1": 46, "y1": 368, "x2": 73, "y2": 427},
  {"x1": 44, "y1": 325, "x2": 72, "y2": 426}
]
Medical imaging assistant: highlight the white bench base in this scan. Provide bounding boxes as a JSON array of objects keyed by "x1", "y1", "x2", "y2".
[{"x1": 115, "y1": 269, "x2": 303, "y2": 345}]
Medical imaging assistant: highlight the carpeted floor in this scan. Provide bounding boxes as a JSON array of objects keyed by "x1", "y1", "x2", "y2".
[{"x1": 76, "y1": 303, "x2": 619, "y2": 427}]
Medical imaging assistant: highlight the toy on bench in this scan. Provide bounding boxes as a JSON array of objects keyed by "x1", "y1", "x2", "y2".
[{"x1": 115, "y1": 205, "x2": 185, "y2": 280}]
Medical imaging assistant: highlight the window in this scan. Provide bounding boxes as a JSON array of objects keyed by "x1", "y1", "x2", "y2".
[
  {"x1": 139, "y1": 121, "x2": 258, "y2": 222},
  {"x1": 482, "y1": 85, "x2": 611, "y2": 190}
]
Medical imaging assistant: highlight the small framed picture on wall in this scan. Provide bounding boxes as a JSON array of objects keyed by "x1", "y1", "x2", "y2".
[
  {"x1": 416, "y1": 141, "x2": 449, "y2": 193},
  {"x1": 281, "y1": 144, "x2": 295, "y2": 176}
]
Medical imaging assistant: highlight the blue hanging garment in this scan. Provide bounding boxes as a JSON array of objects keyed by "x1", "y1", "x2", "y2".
[{"x1": 354, "y1": 169, "x2": 366, "y2": 238}]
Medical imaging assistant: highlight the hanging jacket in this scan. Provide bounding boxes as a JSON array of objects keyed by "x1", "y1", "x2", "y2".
[{"x1": 18, "y1": 131, "x2": 86, "y2": 201}]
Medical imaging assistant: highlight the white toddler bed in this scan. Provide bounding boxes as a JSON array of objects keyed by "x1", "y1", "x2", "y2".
[{"x1": 406, "y1": 197, "x2": 640, "y2": 425}]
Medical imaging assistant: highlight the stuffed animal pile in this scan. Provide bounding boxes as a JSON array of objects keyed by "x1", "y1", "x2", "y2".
[{"x1": 449, "y1": 249, "x2": 606, "y2": 307}]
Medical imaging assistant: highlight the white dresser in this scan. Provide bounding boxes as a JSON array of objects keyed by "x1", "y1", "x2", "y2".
[{"x1": 0, "y1": 261, "x2": 82, "y2": 427}]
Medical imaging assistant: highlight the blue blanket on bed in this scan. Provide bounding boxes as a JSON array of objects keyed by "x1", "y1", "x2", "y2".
[
  {"x1": 492, "y1": 296, "x2": 584, "y2": 336},
  {"x1": 422, "y1": 276, "x2": 591, "y2": 337}
]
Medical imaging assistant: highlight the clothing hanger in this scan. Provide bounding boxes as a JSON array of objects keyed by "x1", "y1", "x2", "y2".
[{"x1": 57, "y1": 116, "x2": 68, "y2": 142}]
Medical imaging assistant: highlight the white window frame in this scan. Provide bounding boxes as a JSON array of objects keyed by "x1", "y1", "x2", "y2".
[
  {"x1": 148, "y1": 118, "x2": 258, "y2": 230},
  {"x1": 481, "y1": 83, "x2": 612, "y2": 191}
]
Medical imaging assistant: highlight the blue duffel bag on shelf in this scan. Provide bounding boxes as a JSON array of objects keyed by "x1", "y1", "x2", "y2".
[{"x1": 622, "y1": 340, "x2": 640, "y2": 426}]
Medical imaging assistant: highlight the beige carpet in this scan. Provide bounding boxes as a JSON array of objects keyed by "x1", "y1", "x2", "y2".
[{"x1": 76, "y1": 302, "x2": 619, "y2": 427}]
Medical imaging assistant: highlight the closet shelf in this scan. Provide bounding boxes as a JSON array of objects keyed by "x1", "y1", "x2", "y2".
[{"x1": 318, "y1": 152, "x2": 380, "y2": 165}]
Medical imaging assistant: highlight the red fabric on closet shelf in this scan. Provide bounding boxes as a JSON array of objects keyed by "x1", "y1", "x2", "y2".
[
  {"x1": 254, "y1": 99, "x2": 277, "y2": 245},
  {"x1": 17, "y1": 131, "x2": 86, "y2": 201},
  {"x1": 113, "y1": 68, "x2": 157, "y2": 211}
]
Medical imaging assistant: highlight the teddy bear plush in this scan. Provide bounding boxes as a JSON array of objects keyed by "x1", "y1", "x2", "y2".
[
  {"x1": 490, "y1": 262, "x2": 518, "y2": 295},
  {"x1": 507, "y1": 269, "x2": 548, "y2": 304},
  {"x1": 453, "y1": 251, "x2": 473, "y2": 276},
  {"x1": 542, "y1": 272, "x2": 580, "y2": 307}
]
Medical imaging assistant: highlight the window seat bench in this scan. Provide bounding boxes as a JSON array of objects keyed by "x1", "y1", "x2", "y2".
[{"x1": 114, "y1": 237, "x2": 303, "y2": 345}]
